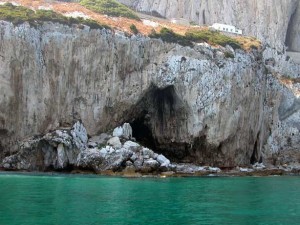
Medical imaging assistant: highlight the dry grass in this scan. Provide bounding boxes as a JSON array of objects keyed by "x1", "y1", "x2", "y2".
[
  {"x1": 1, "y1": 0, "x2": 262, "y2": 50},
  {"x1": 235, "y1": 36, "x2": 262, "y2": 51}
]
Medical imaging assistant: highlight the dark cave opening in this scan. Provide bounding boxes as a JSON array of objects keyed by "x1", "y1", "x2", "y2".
[
  {"x1": 250, "y1": 141, "x2": 258, "y2": 165},
  {"x1": 127, "y1": 85, "x2": 191, "y2": 162},
  {"x1": 153, "y1": 86, "x2": 176, "y2": 124},
  {"x1": 250, "y1": 132, "x2": 261, "y2": 165},
  {"x1": 130, "y1": 112, "x2": 157, "y2": 151}
]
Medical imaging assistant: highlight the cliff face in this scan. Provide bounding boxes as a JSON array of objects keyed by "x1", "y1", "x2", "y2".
[
  {"x1": 118, "y1": 0, "x2": 300, "y2": 51},
  {"x1": 0, "y1": 21, "x2": 299, "y2": 167}
]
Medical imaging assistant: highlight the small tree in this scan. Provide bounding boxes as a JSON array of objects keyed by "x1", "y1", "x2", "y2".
[{"x1": 130, "y1": 24, "x2": 139, "y2": 34}]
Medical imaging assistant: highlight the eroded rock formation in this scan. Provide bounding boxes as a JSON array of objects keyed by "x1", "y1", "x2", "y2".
[{"x1": 0, "y1": 21, "x2": 299, "y2": 169}]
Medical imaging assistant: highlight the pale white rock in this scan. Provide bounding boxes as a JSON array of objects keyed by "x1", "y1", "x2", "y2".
[
  {"x1": 57, "y1": 143, "x2": 66, "y2": 168},
  {"x1": 252, "y1": 163, "x2": 266, "y2": 170},
  {"x1": 142, "y1": 148, "x2": 154, "y2": 159},
  {"x1": 157, "y1": 154, "x2": 170, "y2": 167},
  {"x1": 239, "y1": 167, "x2": 254, "y2": 172},
  {"x1": 113, "y1": 127, "x2": 123, "y2": 137},
  {"x1": 123, "y1": 141, "x2": 140, "y2": 151},
  {"x1": 112, "y1": 123, "x2": 132, "y2": 139},
  {"x1": 208, "y1": 167, "x2": 221, "y2": 173},
  {"x1": 99, "y1": 148, "x2": 108, "y2": 155},
  {"x1": 107, "y1": 137, "x2": 122, "y2": 149},
  {"x1": 70, "y1": 121, "x2": 88, "y2": 152},
  {"x1": 122, "y1": 123, "x2": 133, "y2": 139}
]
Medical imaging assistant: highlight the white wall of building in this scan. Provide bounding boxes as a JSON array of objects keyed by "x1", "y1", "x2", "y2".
[{"x1": 211, "y1": 23, "x2": 242, "y2": 35}]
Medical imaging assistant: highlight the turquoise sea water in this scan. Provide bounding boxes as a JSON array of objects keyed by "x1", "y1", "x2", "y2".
[{"x1": 0, "y1": 173, "x2": 299, "y2": 225}]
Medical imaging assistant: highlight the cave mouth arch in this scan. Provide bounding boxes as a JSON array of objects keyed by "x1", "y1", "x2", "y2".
[{"x1": 126, "y1": 84, "x2": 190, "y2": 161}]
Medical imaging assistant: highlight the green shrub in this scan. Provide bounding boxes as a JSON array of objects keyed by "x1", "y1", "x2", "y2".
[
  {"x1": 0, "y1": 3, "x2": 109, "y2": 29},
  {"x1": 80, "y1": 0, "x2": 140, "y2": 20},
  {"x1": 149, "y1": 27, "x2": 193, "y2": 47},
  {"x1": 224, "y1": 52, "x2": 234, "y2": 58},
  {"x1": 185, "y1": 30, "x2": 241, "y2": 49},
  {"x1": 129, "y1": 24, "x2": 138, "y2": 34}
]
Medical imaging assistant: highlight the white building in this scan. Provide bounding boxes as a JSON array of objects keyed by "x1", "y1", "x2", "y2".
[{"x1": 210, "y1": 23, "x2": 243, "y2": 35}]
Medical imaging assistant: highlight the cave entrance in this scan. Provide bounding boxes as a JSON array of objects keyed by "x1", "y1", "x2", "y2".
[
  {"x1": 250, "y1": 132, "x2": 262, "y2": 164},
  {"x1": 126, "y1": 84, "x2": 189, "y2": 161},
  {"x1": 130, "y1": 112, "x2": 157, "y2": 151}
]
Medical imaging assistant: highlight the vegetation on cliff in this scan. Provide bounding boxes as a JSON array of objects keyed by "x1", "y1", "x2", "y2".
[
  {"x1": 80, "y1": 0, "x2": 140, "y2": 20},
  {"x1": 0, "y1": 3, "x2": 108, "y2": 29},
  {"x1": 185, "y1": 29, "x2": 241, "y2": 49},
  {"x1": 149, "y1": 28, "x2": 194, "y2": 47},
  {"x1": 149, "y1": 27, "x2": 241, "y2": 49}
]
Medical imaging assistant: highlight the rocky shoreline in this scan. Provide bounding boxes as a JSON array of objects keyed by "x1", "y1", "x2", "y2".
[{"x1": 1, "y1": 121, "x2": 299, "y2": 177}]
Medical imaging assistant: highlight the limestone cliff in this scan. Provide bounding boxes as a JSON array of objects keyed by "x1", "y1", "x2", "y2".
[
  {"x1": 118, "y1": 0, "x2": 300, "y2": 51},
  {"x1": 0, "y1": 21, "x2": 299, "y2": 168}
]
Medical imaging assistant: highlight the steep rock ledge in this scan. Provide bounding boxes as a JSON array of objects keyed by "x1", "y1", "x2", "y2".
[{"x1": 0, "y1": 21, "x2": 299, "y2": 168}]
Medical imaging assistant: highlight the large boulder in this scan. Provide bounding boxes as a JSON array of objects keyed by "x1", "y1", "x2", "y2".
[
  {"x1": 1, "y1": 121, "x2": 88, "y2": 171},
  {"x1": 77, "y1": 147, "x2": 133, "y2": 172},
  {"x1": 157, "y1": 154, "x2": 170, "y2": 167},
  {"x1": 107, "y1": 137, "x2": 122, "y2": 149},
  {"x1": 141, "y1": 158, "x2": 160, "y2": 172},
  {"x1": 112, "y1": 123, "x2": 133, "y2": 139}
]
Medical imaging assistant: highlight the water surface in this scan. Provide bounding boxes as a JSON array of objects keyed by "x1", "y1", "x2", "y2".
[{"x1": 0, "y1": 173, "x2": 299, "y2": 225}]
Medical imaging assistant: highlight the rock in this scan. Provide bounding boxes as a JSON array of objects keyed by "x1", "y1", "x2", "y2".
[
  {"x1": 100, "y1": 148, "x2": 133, "y2": 171},
  {"x1": 123, "y1": 165, "x2": 136, "y2": 174},
  {"x1": 122, "y1": 123, "x2": 133, "y2": 139},
  {"x1": 225, "y1": 45, "x2": 235, "y2": 55},
  {"x1": 77, "y1": 148, "x2": 133, "y2": 172},
  {"x1": 88, "y1": 133, "x2": 110, "y2": 148},
  {"x1": 123, "y1": 141, "x2": 140, "y2": 151},
  {"x1": 253, "y1": 163, "x2": 266, "y2": 170},
  {"x1": 130, "y1": 153, "x2": 138, "y2": 162},
  {"x1": 172, "y1": 163, "x2": 208, "y2": 174},
  {"x1": 112, "y1": 123, "x2": 133, "y2": 139},
  {"x1": 142, "y1": 148, "x2": 154, "y2": 159},
  {"x1": 113, "y1": 127, "x2": 123, "y2": 138},
  {"x1": 141, "y1": 158, "x2": 160, "y2": 172},
  {"x1": 57, "y1": 143, "x2": 66, "y2": 169},
  {"x1": 70, "y1": 121, "x2": 88, "y2": 152},
  {"x1": 125, "y1": 160, "x2": 133, "y2": 167},
  {"x1": 239, "y1": 167, "x2": 254, "y2": 172},
  {"x1": 208, "y1": 167, "x2": 221, "y2": 173},
  {"x1": 99, "y1": 146, "x2": 115, "y2": 155},
  {"x1": 133, "y1": 156, "x2": 144, "y2": 170},
  {"x1": 107, "y1": 137, "x2": 122, "y2": 149},
  {"x1": 157, "y1": 154, "x2": 170, "y2": 167},
  {"x1": 1, "y1": 121, "x2": 88, "y2": 171}
]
